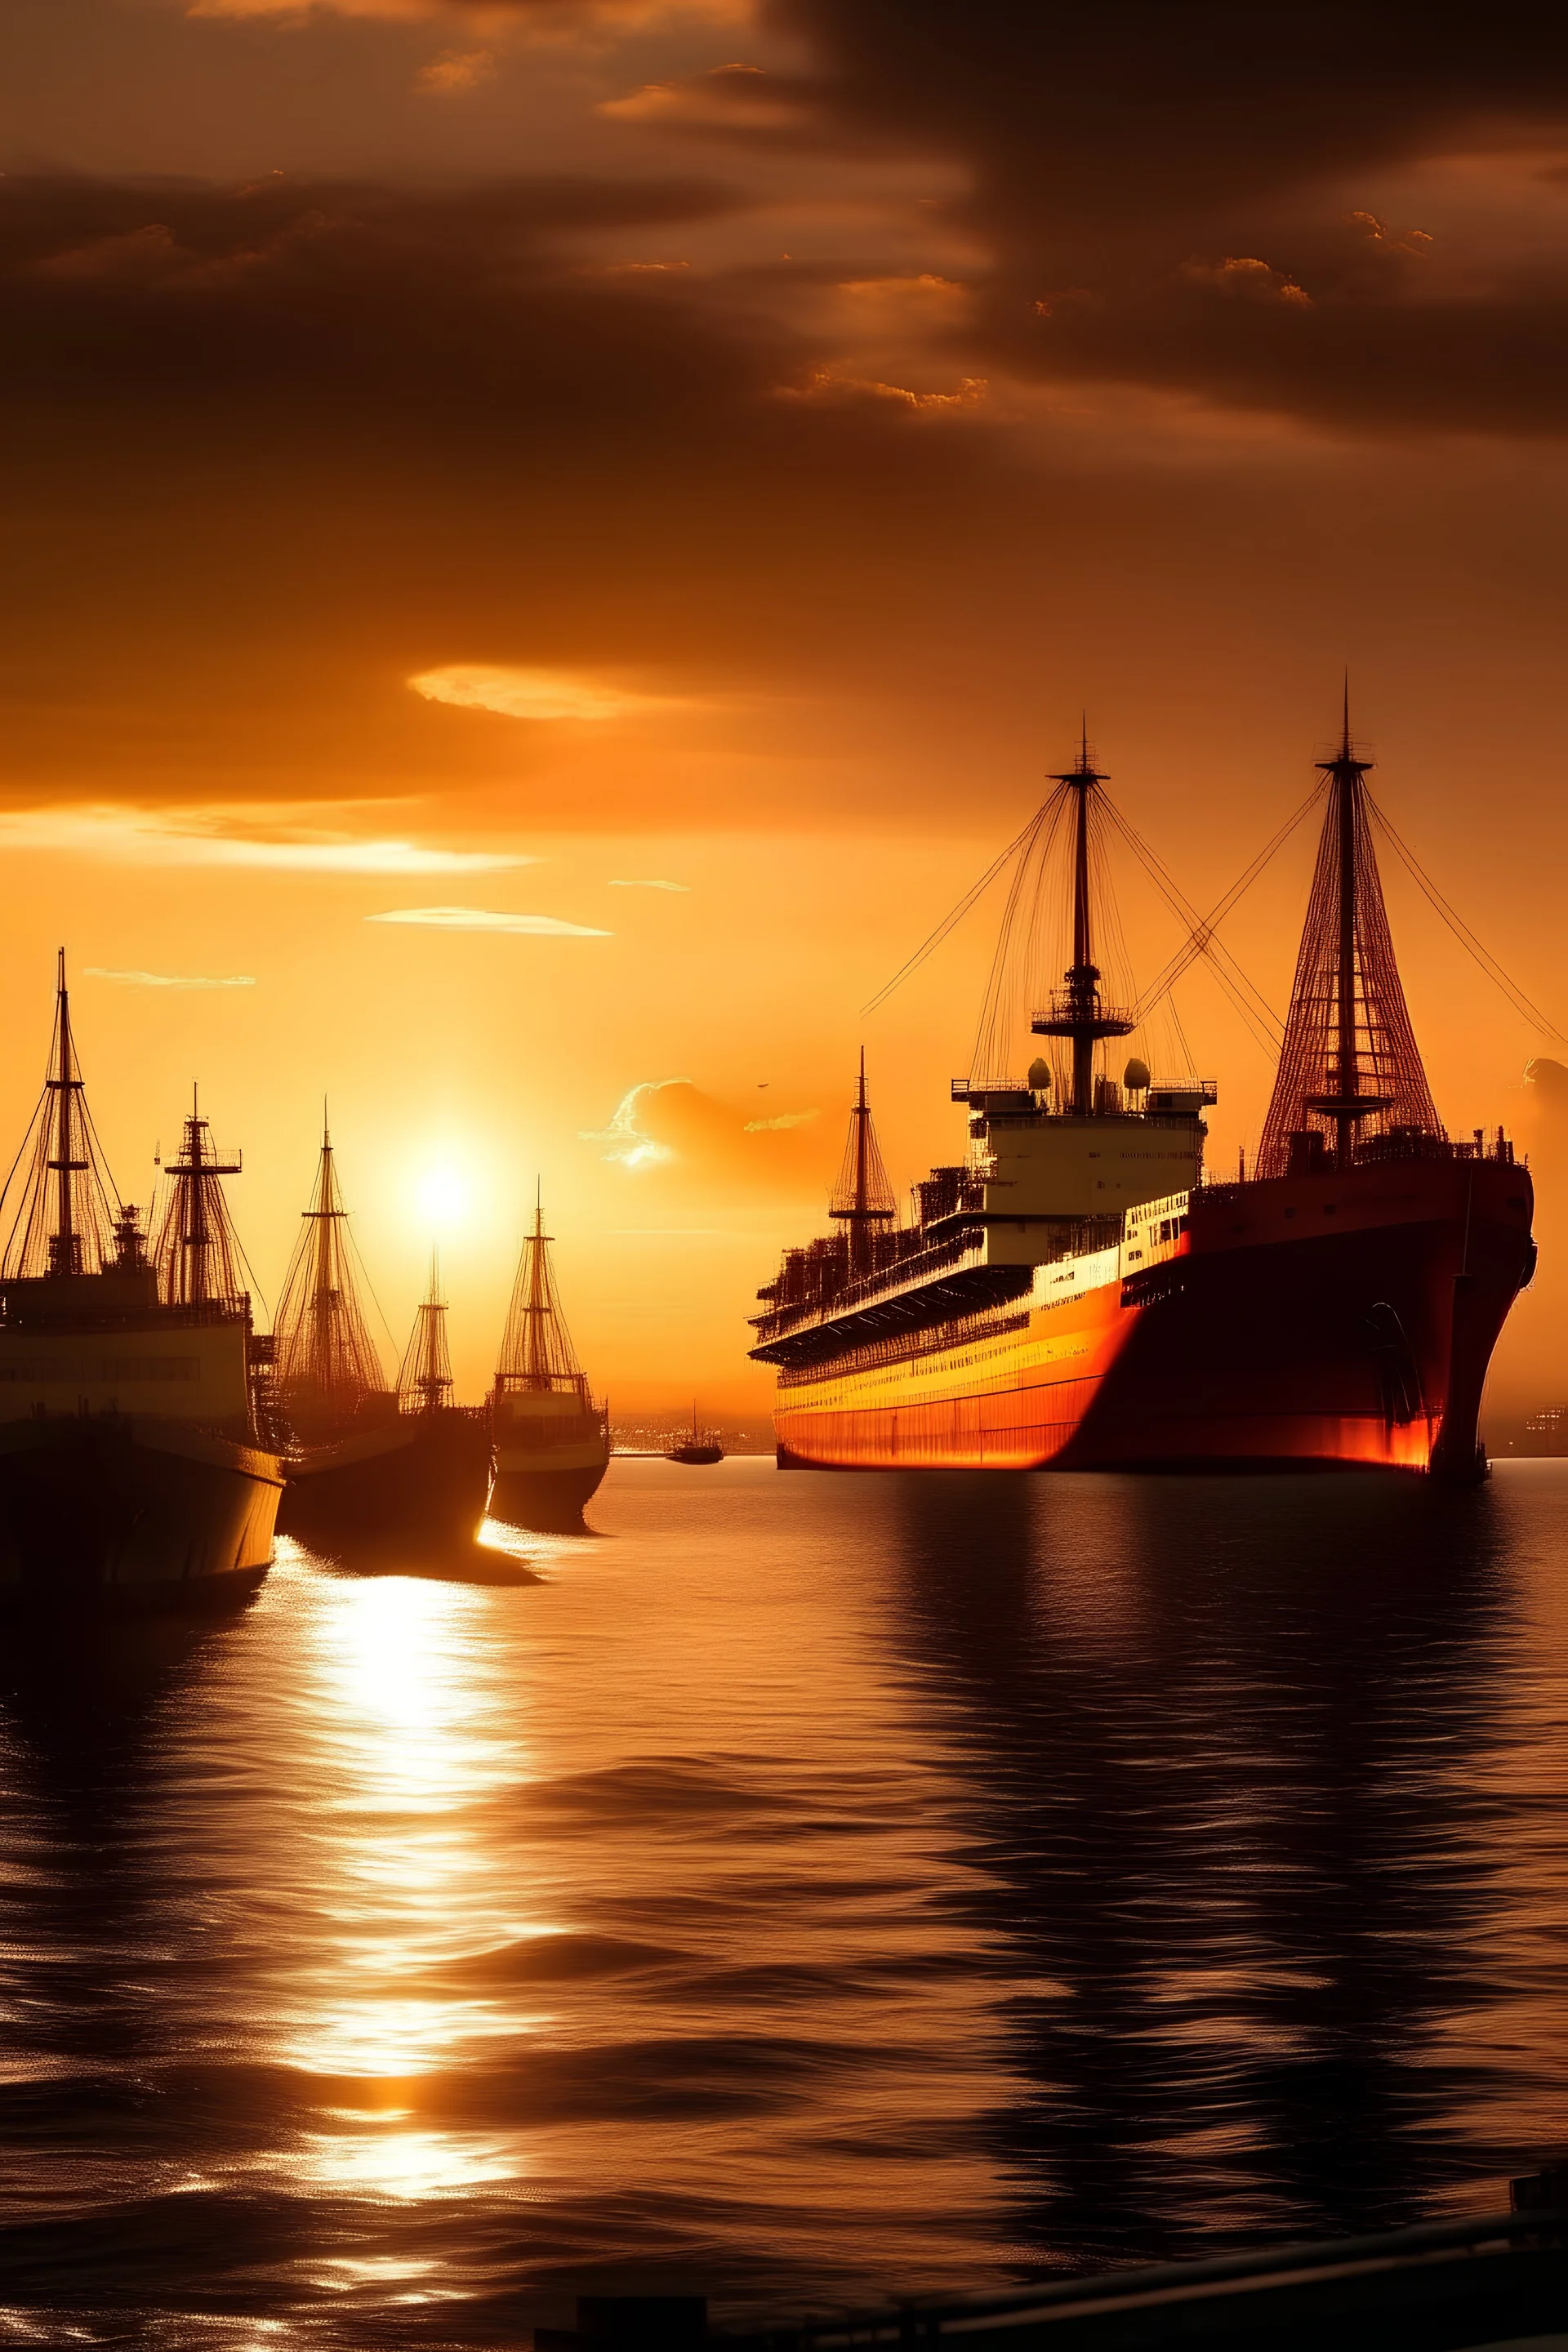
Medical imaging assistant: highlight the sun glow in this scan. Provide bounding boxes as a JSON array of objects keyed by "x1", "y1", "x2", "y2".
[{"x1": 414, "y1": 1160, "x2": 475, "y2": 1232}]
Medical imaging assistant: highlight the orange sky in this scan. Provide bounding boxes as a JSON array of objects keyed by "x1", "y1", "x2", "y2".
[{"x1": 5, "y1": 2, "x2": 1568, "y2": 1416}]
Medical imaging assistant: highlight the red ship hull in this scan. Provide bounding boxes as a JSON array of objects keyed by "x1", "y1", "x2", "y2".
[{"x1": 773, "y1": 1156, "x2": 1535, "y2": 1477}]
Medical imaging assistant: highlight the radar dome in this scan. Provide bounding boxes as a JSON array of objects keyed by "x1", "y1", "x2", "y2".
[
  {"x1": 1123, "y1": 1057, "x2": 1151, "y2": 1092},
  {"x1": 1027, "y1": 1058, "x2": 1052, "y2": 1093}
]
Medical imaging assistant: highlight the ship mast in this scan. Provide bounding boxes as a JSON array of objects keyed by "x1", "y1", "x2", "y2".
[
  {"x1": 1316, "y1": 692, "x2": 1390, "y2": 1169},
  {"x1": 160, "y1": 1088, "x2": 244, "y2": 1306},
  {"x1": 497, "y1": 1186, "x2": 590, "y2": 1396},
  {"x1": 0, "y1": 955, "x2": 124, "y2": 1285},
  {"x1": 1031, "y1": 726, "x2": 1134, "y2": 1114},
  {"x1": 1257, "y1": 695, "x2": 1441, "y2": 1180},
  {"x1": 830, "y1": 1049, "x2": 895, "y2": 1274},
  {"x1": 273, "y1": 1113, "x2": 387, "y2": 1425},
  {"x1": 527, "y1": 1185, "x2": 546, "y2": 1383},
  {"x1": 397, "y1": 1247, "x2": 454, "y2": 1413},
  {"x1": 309, "y1": 1116, "x2": 345, "y2": 1382},
  {"x1": 47, "y1": 949, "x2": 88, "y2": 1276}
]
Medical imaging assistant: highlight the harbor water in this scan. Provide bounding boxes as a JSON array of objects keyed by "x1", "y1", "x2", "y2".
[{"x1": 2, "y1": 1456, "x2": 1567, "y2": 2344}]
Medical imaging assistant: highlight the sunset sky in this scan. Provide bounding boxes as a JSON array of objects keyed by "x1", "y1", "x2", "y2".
[{"x1": 7, "y1": 1, "x2": 1568, "y2": 1414}]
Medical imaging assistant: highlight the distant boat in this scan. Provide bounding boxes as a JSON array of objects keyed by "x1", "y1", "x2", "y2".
[
  {"x1": 667, "y1": 1405, "x2": 724, "y2": 1467},
  {"x1": 488, "y1": 1192, "x2": 609, "y2": 1530},
  {"x1": 274, "y1": 1129, "x2": 490, "y2": 1548},
  {"x1": 0, "y1": 956, "x2": 283, "y2": 1601}
]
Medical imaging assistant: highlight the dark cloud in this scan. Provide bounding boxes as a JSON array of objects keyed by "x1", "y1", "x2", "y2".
[
  {"x1": 767, "y1": 1, "x2": 1568, "y2": 434},
  {"x1": 0, "y1": 172, "x2": 749, "y2": 430},
  {"x1": 0, "y1": 169, "x2": 1032, "y2": 811}
]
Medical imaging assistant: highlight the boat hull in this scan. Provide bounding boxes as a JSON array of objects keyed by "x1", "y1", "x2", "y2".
[
  {"x1": 772, "y1": 1158, "x2": 1535, "y2": 1477},
  {"x1": 280, "y1": 1410, "x2": 493, "y2": 1547},
  {"x1": 489, "y1": 1456, "x2": 608, "y2": 1530},
  {"x1": 0, "y1": 1413, "x2": 283, "y2": 1599}
]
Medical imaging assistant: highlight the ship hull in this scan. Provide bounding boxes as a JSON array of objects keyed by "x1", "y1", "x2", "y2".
[
  {"x1": 280, "y1": 1411, "x2": 493, "y2": 1548},
  {"x1": 488, "y1": 1456, "x2": 608, "y2": 1531},
  {"x1": 771, "y1": 1158, "x2": 1534, "y2": 1478},
  {"x1": 0, "y1": 1413, "x2": 283, "y2": 1601}
]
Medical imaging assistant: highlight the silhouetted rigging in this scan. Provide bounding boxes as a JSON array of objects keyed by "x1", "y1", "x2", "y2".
[{"x1": 1258, "y1": 710, "x2": 1441, "y2": 1177}]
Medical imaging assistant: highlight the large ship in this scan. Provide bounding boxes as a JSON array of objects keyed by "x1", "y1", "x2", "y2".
[
  {"x1": 274, "y1": 1128, "x2": 492, "y2": 1546},
  {"x1": 0, "y1": 958, "x2": 283, "y2": 1599},
  {"x1": 489, "y1": 1195, "x2": 609, "y2": 1529},
  {"x1": 751, "y1": 723, "x2": 1537, "y2": 1477}
]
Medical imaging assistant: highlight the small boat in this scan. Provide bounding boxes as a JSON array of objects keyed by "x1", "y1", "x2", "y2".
[
  {"x1": 0, "y1": 957, "x2": 283, "y2": 1602},
  {"x1": 274, "y1": 1130, "x2": 490, "y2": 1548},
  {"x1": 667, "y1": 1405, "x2": 724, "y2": 1467},
  {"x1": 489, "y1": 1192, "x2": 609, "y2": 1531}
]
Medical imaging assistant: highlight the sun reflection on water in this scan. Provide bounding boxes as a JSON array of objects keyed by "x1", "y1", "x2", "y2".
[{"x1": 275, "y1": 1568, "x2": 538, "y2": 2203}]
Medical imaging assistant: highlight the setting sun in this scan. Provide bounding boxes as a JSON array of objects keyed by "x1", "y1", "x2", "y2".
[{"x1": 413, "y1": 1159, "x2": 476, "y2": 1235}]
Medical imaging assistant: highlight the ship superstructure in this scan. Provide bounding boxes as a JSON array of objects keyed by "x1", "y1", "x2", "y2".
[
  {"x1": 0, "y1": 959, "x2": 283, "y2": 1596},
  {"x1": 489, "y1": 1193, "x2": 609, "y2": 1527},
  {"x1": 751, "y1": 722, "x2": 1535, "y2": 1477},
  {"x1": 274, "y1": 1132, "x2": 492, "y2": 1548}
]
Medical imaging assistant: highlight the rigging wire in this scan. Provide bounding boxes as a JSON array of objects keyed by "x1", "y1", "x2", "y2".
[
  {"x1": 861, "y1": 803, "x2": 1052, "y2": 1018},
  {"x1": 1100, "y1": 794, "x2": 1300, "y2": 1056},
  {"x1": 1113, "y1": 786, "x2": 1322, "y2": 1027},
  {"x1": 1366, "y1": 792, "x2": 1566, "y2": 1045},
  {"x1": 350, "y1": 1218, "x2": 400, "y2": 1362}
]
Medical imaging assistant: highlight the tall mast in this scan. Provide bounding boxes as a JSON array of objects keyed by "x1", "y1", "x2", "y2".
[
  {"x1": 496, "y1": 1187, "x2": 590, "y2": 1396},
  {"x1": 1256, "y1": 698, "x2": 1441, "y2": 1181},
  {"x1": 1312, "y1": 693, "x2": 1391, "y2": 1171},
  {"x1": 1334, "y1": 697, "x2": 1358, "y2": 1165},
  {"x1": 830, "y1": 1051, "x2": 895, "y2": 1273},
  {"x1": 310, "y1": 1111, "x2": 339, "y2": 1382},
  {"x1": 397, "y1": 1245, "x2": 453, "y2": 1413},
  {"x1": 273, "y1": 1116, "x2": 386, "y2": 1420},
  {"x1": 186, "y1": 1085, "x2": 208, "y2": 1298},
  {"x1": 154, "y1": 1086, "x2": 247, "y2": 1308},
  {"x1": 1031, "y1": 727, "x2": 1134, "y2": 1114},
  {"x1": 1071, "y1": 716, "x2": 1093, "y2": 978},
  {"x1": 526, "y1": 1183, "x2": 546, "y2": 1383},
  {"x1": 47, "y1": 949, "x2": 89, "y2": 1276}
]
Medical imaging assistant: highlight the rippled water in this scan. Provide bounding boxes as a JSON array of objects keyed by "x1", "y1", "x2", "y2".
[{"x1": 2, "y1": 1457, "x2": 1567, "y2": 2345}]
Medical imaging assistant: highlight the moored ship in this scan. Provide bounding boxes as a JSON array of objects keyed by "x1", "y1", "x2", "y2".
[
  {"x1": 751, "y1": 721, "x2": 1536, "y2": 1478},
  {"x1": 0, "y1": 959, "x2": 283, "y2": 1600},
  {"x1": 274, "y1": 1129, "x2": 491, "y2": 1546},
  {"x1": 667, "y1": 1405, "x2": 724, "y2": 1466},
  {"x1": 489, "y1": 1194, "x2": 609, "y2": 1529}
]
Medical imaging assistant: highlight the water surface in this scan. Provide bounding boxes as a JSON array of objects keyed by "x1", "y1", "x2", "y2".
[{"x1": 2, "y1": 1457, "x2": 1566, "y2": 2344}]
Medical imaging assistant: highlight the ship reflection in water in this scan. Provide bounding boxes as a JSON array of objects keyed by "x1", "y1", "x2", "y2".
[{"x1": 1, "y1": 1460, "x2": 1566, "y2": 2345}]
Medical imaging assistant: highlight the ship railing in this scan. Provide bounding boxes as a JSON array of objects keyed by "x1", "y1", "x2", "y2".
[
  {"x1": 752, "y1": 1225, "x2": 987, "y2": 1339},
  {"x1": 0, "y1": 1292, "x2": 253, "y2": 1333},
  {"x1": 1219, "y1": 1127, "x2": 1518, "y2": 1190}
]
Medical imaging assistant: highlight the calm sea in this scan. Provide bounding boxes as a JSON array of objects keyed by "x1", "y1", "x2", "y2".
[{"x1": 2, "y1": 1458, "x2": 1567, "y2": 2345}]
